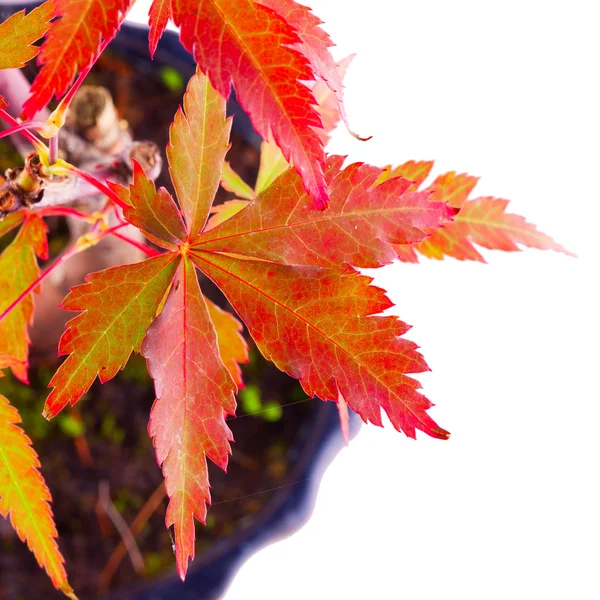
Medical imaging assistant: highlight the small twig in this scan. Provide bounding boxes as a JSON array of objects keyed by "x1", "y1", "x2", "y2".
[
  {"x1": 98, "y1": 481, "x2": 166, "y2": 592},
  {"x1": 97, "y1": 480, "x2": 145, "y2": 576},
  {"x1": 47, "y1": 37, "x2": 113, "y2": 129}
]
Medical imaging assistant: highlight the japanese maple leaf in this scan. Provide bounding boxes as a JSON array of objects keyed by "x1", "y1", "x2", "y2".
[
  {"x1": 197, "y1": 155, "x2": 455, "y2": 269},
  {"x1": 0, "y1": 214, "x2": 48, "y2": 382},
  {"x1": 187, "y1": 149, "x2": 452, "y2": 438},
  {"x1": 383, "y1": 162, "x2": 573, "y2": 262},
  {"x1": 0, "y1": 394, "x2": 76, "y2": 599},
  {"x1": 161, "y1": 0, "x2": 329, "y2": 208},
  {"x1": 0, "y1": 210, "x2": 26, "y2": 240},
  {"x1": 211, "y1": 56, "x2": 360, "y2": 230},
  {"x1": 0, "y1": 1, "x2": 54, "y2": 70},
  {"x1": 190, "y1": 253, "x2": 448, "y2": 439},
  {"x1": 148, "y1": 0, "x2": 170, "y2": 57},
  {"x1": 43, "y1": 252, "x2": 180, "y2": 417},
  {"x1": 45, "y1": 70, "x2": 452, "y2": 579},
  {"x1": 310, "y1": 55, "x2": 355, "y2": 145},
  {"x1": 257, "y1": 0, "x2": 363, "y2": 140},
  {"x1": 143, "y1": 259, "x2": 237, "y2": 578},
  {"x1": 44, "y1": 70, "x2": 241, "y2": 580},
  {"x1": 205, "y1": 297, "x2": 249, "y2": 388},
  {"x1": 22, "y1": 0, "x2": 132, "y2": 118},
  {"x1": 0, "y1": 1, "x2": 54, "y2": 108}
]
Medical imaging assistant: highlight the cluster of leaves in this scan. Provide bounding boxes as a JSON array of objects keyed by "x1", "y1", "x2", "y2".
[{"x1": 0, "y1": 1, "x2": 571, "y2": 597}]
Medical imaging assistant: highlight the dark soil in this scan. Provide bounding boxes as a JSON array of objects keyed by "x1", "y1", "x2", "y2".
[
  {"x1": 0, "y1": 349, "x2": 315, "y2": 600},
  {"x1": 0, "y1": 46, "x2": 321, "y2": 600}
]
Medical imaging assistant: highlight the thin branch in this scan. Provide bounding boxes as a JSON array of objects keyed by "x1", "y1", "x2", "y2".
[
  {"x1": 36, "y1": 206, "x2": 95, "y2": 221},
  {"x1": 97, "y1": 481, "x2": 145, "y2": 576},
  {"x1": 98, "y1": 482, "x2": 166, "y2": 593},
  {"x1": 47, "y1": 37, "x2": 113, "y2": 130}
]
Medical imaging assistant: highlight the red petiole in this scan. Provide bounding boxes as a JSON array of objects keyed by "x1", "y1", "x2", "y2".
[
  {"x1": 0, "y1": 107, "x2": 46, "y2": 151},
  {"x1": 0, "y1": 222, "x2": 151, "y2": 327}
]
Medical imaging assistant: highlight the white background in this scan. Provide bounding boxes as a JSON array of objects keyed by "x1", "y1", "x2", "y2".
[{"x1": 127, "y1": 2, "x2": 600, "y2": 598}]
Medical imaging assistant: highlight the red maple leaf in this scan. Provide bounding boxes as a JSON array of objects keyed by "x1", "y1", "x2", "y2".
[
  {"x1": 0, "y1": 1, "x2": 55, "y2": 109},
  {"x1": 43, "y1": 71, "x2": 453, "y2": 579},
  {"x1": 22, "y1": 0, "x2": 131, "y2": 118},
  {"x1": 383, "y1": 162, "x2": 573, "y2": 262},
  {"x1": 165, "y1": 0, "x2": 328, "y2": 207}
]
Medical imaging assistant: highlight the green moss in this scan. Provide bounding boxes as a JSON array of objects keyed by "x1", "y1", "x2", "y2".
[
  {"x1": 144, "y1": 552, "x2": 163, "y2": 576},
  {"x1": 205, "y1": 513, "x2": 217, "y2": 529},
  {"x1": 239, "y1": 384, "x2": 283, "y2": 422},
  {"x1": 58, "y1": 414, "x2": 86, "y2": 437},
  {"x1": 159, "y1": 66, "x2": 184, "y2": 92},
  {"x1": 101, "y1": 413, "x2": 117, "y2": 437},
  {"x1": 262, "y1": 400, "x2": 283, "y2": 422},
  {"x1": 240, "y1": 384, "x2": 261, "y2": 414}
]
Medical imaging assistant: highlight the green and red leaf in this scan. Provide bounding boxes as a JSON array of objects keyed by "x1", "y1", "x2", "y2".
[
  {"x1": 0, "y1": 394, "x2": 76, "y2": 599},
  {"x1": 143, "y1": 259, "x2": 237, "y2": 580},
  {"x1": 205, "y1": 296, "x2": 249, "y2": 388},
  {"x1": 167, "y1": 67, "x2": 232, "y2": 240},
  {"x1": 195, "y1": 156, "x2": 454, "y2": 268},
  {"x1": 0, "y1": 210, "x2": 26, "y2": 240},
  {"x1": 255, "y1": 137, "x2": 290, "y2": 195},
  {"x1": 0, "y1": 214, "x2": 48, "y2": 382},
  {"x1": 220, "y1": 161, "x2": 255, "y2": 201},
  {"x1": 109, "y1": 162, "x2": 187, "y2": 251},
  {"x1": 22, "y1": 0, "x2": 131, "y2": 118},
  {"x1": 389, "y1": 168, "x2": 572, "y2": 262},
  {"x1": 417, "y1": 195, "x2": 575, "y2": 261},
  {"x1": 169, "y1": 0, "x2": 328, "y2": 208},
  {"x1": 43, "y1": 253, "x2": 180, "y2": 418},
  {"x1": 206, "y1": 199, "x2": 250, "y2": 231},
  {"x1": 0, "y1": 1, "x2": 55, "y2": 71}
]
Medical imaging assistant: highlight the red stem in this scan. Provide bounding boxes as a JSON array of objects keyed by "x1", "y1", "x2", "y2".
[
  {"x1": 0, "y1": 245, "x2": 80, "y2": 326},
  {"x1": 37, "y1": 206, "x2": 92, "y2": 220},
  {"x1": 102, "y1": 223, "x2": 128, "y2": 236},
  {"x1": 0, "y1": 223, "x2": 131, "y2": 327},
  {"x1": 0, "y1": 108, "x2": 45, "y2": 149},
  {"x1": 49, "y1": 135, "x2": 59, "y2": 164},
  {"x1": 0, "y1": 121, "x2": 48, "y2": 142},
  {"x1": 66, "y1": 164, "x2": 128, "y2": 209},
  {"x1": 111, "y1": 231, "x2": 161, "y2": 257}
]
